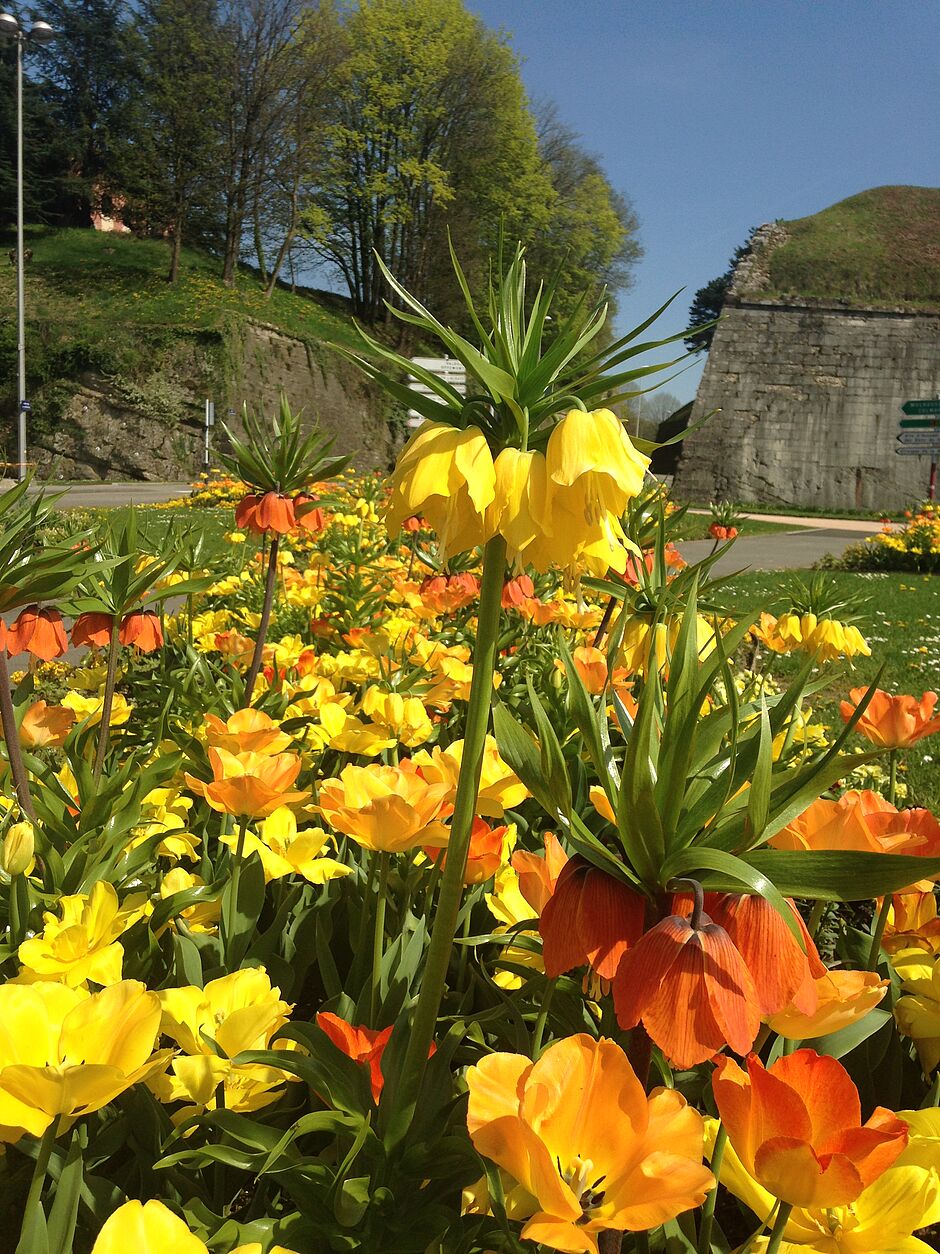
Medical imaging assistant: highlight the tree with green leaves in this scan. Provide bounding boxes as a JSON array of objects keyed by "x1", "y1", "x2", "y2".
[{"x1": 686, "y1": 227, "x2": 758, "y2": 354}]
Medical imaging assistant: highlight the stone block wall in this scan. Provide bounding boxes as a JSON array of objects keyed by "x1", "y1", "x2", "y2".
[{"x1": 672, "y1": 298, "x2": 940, "y2": 511}]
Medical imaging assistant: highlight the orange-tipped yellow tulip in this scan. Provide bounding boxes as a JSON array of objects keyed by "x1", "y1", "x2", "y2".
[
  {"x1": 766, "y1": 968, "x2": 889, "y2": 1040},
  {"x1": 19, "y1": 699, "x2": 75, "y2": 748},
  {"x1": 202, "y1": 708, "x2": 293, "y2": 755},
  {"x1": 840, "y1": 688, "x2": 940, "y2": 749},
  {"x1": 184, "y1": 747, "x2": 307, "y2": 818},
  {"x1": 712, "y1": 1050, "x2": 908, "y2": 1209},
  {"x1": 466, "y1": 1033, "x2": 713, "y2": 1252},
  {"x1": 0, "y1": 980, "x2": 170, "y2": 1142},
  {"x1": 411, "y1": 735, "x2": 527, "y2": 817},
  {"x1": 385, "y1": 422, "x2": 496, "y2": 559},
  {"x1": 317, "y1": 759, "x2": 451, "y2": 853}
]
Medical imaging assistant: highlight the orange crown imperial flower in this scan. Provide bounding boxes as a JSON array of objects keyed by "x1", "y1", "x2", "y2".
[
  {"x1": 539, "y1": 857, "x2": 646, "y2": 983},
  {"x1": 840, "y1": 687, "x2": 940, "y2": 749},
  {"x1": 119, "y1": 610, "x2": 164, "y2": 653},
  {"x1": 234, "y1": 491, "x2": 297, "y2": 535},
  {"x1": 612, "y1": 894, "x2": 760, "y2": 1069},
  {"x1": 6, "y1": 604, "x2": 68, "y2": 661},
  {"x1": 71, "y1": 611, "x2": 113, "y2": 649},
  {"x1": 466, "y1": 1034, "x2": 714, "y2": 1252},
  {"x1": 712, "y1": 1049, "x2": 909, "y2": 1208}
]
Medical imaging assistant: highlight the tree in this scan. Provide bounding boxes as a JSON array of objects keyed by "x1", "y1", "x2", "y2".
[
  {"x1": 133, "y1": 0, "x2": 226, "y2": 282},
  {"x1": 624, "y1": 388, "x2": 683, "y2": 440},
  {"x1": 305, "y1": 0, "x2": 551, "y2": 324},
  {"x1": 32, "y1": 0, "x2": 142, "y2": 226},
  {"x1": 527, "y1": 102, "x2": 642, "y2": 324},
  {"x1": 686, "y1": 228, "x2": 758, "y2": 354}
]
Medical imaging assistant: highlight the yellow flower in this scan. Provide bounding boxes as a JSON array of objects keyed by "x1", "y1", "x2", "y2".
[
  {"x1": 487, "y1": 447, "x2": 550, "y2": 565},
  {"x1": 18, "y1": 881, "x2": 127, "y2": 987},
  {"x1": 485, "y1": 865, "x2": 542, "y2": 989},
  {"x1": 894, "y1": 948, "x2": 940, "y2": 1072},
  {"x1": 766, "y1": 968, "x2": 888, "y2": 1040},
  {"x1": 317, "y1": 760, "x2": 451, "y2": 853},
  {"x1": 411, "y1": 735, "x2": 527, "y2": 817},
  {"x1": 466, "y1": 1034, "x2": 713, "y2": 1252},
  {"x1": 149, "y1": 968, "x2": 295, "y2": 1118},
  {"x1": 1, "y1": 821, "x2": 34, "y2": 876},
  {"x1": 0, "y1": 981, "x2": 170, "y2": 1142},
  {"x1": 61, "y1": 690, "x2": 132, "y2": 727},
  {"x1": 90, "y1": 1200, "x2": 209, "y2": 1254},
  {"x1": 314, "y1": 700, "x2": 395, "y2": 756},
  {"x1": 220, "y1": 806, "x2": 351, "y2": 885},
  {"x1": 385, "y1": 422, "x2": 496, "y2": 558},
  {"x1": 360, "y1": 686, "x2": 434, "y2": 747},
  {"x1": 159, "y1": 868, "x2": 221, "y2": 935},
  {"x1": 127, "y1": 787, "x2": 198, "y2": 861}
]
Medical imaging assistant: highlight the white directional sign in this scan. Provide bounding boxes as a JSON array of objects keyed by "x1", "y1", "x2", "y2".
[
  {"x1": 407, "y1": 357, "x2": 466, "y2": 427},
  {"x1": 896, "y1": 446, "x2": 940, "y2": 456}
]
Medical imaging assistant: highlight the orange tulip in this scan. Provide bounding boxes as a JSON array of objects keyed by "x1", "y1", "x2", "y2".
[
  {"x1": 6, "y1": 605, "x2": 68, "y2": 661},
  {"x1": 71, "y1": 612, "x2": 113, "y2": 648},
  {"x1": 712, "y1": 1050, "x2": 908, "y2": 1208},
  {"x1": 466, "y1": 1034, "x2": 714, "y2": 1252},
  {"x1": 203, "y1": 709, "x2": 293, "y2": 756},
  {"x1": 425, "y1": 817, "x2": 506, "y2": 884},
  {"x1": 773, "y1": 790, "x2": 900, "y2": 854},
  {"x1": 184, "y1": 748, "x2": 307, "y2": 818},
  {"x1": 402, "y1": 515, "x2": 423, "y2": 533},
  {"x1": 766, "y1": 968, "x2": 888, "y2": 1040},
  {"x1": 316, "y1": 759, "x2": 451, "y2": 853},
  {"x1": 613, "y1": 910, "x2": 760, "y2": 1069},
  {"x1": 19, "y1": 700, "x2": 75, "y2": 748},
  {"x1": 705, "y1": 894, "x2": 827, "y2": 1017},
  {"x1": 840, "y1": 687, "x2": 940, "y2": 748},
  {"x1": 316, "y1": 1013, "x2": 393, "y2": 1102},
  {"x1": 512, "y1": 832, "x2": 568, "y2": 915},
  {"x1": 539, "y1": 857, "x2": 645, "y2": 983},
  {"x1": 119, "y1": 610, "x2": 163, "y2": 653},
  {"x1": 234, "y1": 491, "x2": 296, "y2": 535},
  {"x1": 571, "y1": 645, "x2": 609, "y2": 694}
]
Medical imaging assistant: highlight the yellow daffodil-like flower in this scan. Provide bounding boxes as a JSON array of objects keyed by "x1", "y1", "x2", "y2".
[
  {"x1": 360, "y1": 686, "x2": 434, "y2": 747},
  {"x1": 485, "y1": 865, "x2": 542, "y2": 989},
  {"x1": 314, "y1": 699, "x2": 396, "y2": 757},
  {"x1": 617, "y1": 612, "x2": 718, "y2": 678},
  {"x1": 149, "y1": 968, "x2": 295, "y2": 1119},
  {"x1": 317, "y1": 760, "x2": 452, "y2": 853},
  {"x1": 126, "y1": 786, "x2": 198, "y2": 861},
  {"x1": 411, "y1": 735, "x2": 527, "y2": 817},
  {"x1": 220, "y1": 806, "x2": 351, "y2": 885},
  {"x1": 0, "y1": 980, "x2": 170, "y2": 1142},
  {"x1": 466, "y1": 1034, "x2": 713, "y2": 1252},
  {"x1": 774, "y1": 613, "x2": 871, "y2": 662},
  {"x1": 1, "y1": 821, "x2": 35, "y2": 876},
  {"x1": 18, "y1": 881, "x2": 129, "y2": 987},
  {"x1": 706, "y1": 1116, "x2": 940, "y2": 1254},
  {"x1": 487, "y1": 447, "x2": 549, "y2": 565},
  {"x1": 386, "y1": 422, "x2": 496, "y2": 558},
  {"x1": 159, "y1": 868, "x2": 221, "y2": 935},
  {"x1": 184, "y1": 747, "x2": 308, "y2": 818},
  {"x1": 61, "y1": 690, "x2": 132, "y2": 728},
  {"x1": 203, "y1": 708, "x2": 293, "y2": 755}
]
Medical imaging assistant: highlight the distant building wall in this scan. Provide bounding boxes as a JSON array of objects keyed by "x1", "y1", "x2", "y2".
[{"x1": 672, "y1": 297, "x2": 940, "y2": 511}]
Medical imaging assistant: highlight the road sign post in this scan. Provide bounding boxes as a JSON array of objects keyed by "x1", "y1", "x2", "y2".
[{"x1": 899, "y1": 399, "x2": 940, "y2": 500}]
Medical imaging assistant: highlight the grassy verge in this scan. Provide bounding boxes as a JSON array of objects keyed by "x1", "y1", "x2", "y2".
[
  {"x1": 673, "y1": 516, "x2": 811, "y2": 542},
  {"x1": 721, "y1": 570, "x2": 940, "y2": 812}
]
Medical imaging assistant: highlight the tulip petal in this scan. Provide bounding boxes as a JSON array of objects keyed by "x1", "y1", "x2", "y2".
[{"x1": 754, "y1": 1136, "x2": 863, "y2": 1208}]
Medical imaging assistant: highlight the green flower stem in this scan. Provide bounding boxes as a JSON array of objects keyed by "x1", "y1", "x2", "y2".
[
  {"x1": 225, "y1": 814, "x2": 250, "y2": 963},
  {"x1": 244, "y1": 534, "x2": 280, "y2": 703},
  {"x1": 370, "y1": 852, "x2": 390, "y2": 1024},
  {"x1": 887, "y1": 748, "x2": 898, "y2": 807},
  {"x1": 531, "y1": 978, "x2": 556, "y2": 1059},
  {"x1": 386, "y1": 534, "x2": 507, "y2": 1137},
  {"x1": 764, "y1": 1201, "x2": 793, "y2": 1254},
  {"x1": 867, "y1": 894, "x2": 892, "y2": 970},
  {"x1": 16, "y1": 1116, "x2": 59, "y2": 1254},
  {"x1": 697, "y1": 1122, "x2": 727, "y2": 1254},
  {"x1": 0, "y1": 647, "x2": 36, "y2": 821},
  {"x1": 807, "y1": 899, "x2": 827, "y2": 938},
  {"x1": 92, "y1": 619, "x2": 121, "y2": 782}
]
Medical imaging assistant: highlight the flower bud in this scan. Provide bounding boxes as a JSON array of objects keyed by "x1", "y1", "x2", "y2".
[{"x1": 1, "y1": 822, "x2": 34, "y2": 876}]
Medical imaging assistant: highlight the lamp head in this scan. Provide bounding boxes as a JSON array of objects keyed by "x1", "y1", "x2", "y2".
[
  {"x1": 0, "y1": 12, "x2": 21, "y2": 38},
  {"x1": 28, "y1": 19, "x2": 54, "y2": 42}
]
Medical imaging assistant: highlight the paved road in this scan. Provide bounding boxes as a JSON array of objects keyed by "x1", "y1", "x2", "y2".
[
  {"x1": 26, "y1": 482, "x2": 192, "y2": 508},
  {"x1": 677, "y1": 526, "x2": 879, "y2": 577}
]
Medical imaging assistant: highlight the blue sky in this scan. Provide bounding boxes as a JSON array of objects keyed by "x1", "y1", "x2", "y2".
[{"x1": 466, "y1": 0, "x2": 940, "y2": 402}]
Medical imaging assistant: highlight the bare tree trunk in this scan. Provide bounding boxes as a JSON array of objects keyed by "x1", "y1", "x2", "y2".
[
  {"x1": 264, "y1": 183, "x2": 298, "y2": 299},
  {"x1": 253, "y1": 195, "x2": 268, "y2": 283},
  {"x1": 167, "y1": 222, "x2": 183, "y2": 283}
]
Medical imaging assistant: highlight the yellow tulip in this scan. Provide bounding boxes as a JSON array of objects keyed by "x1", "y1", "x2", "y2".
[
  {"x1": 766, "y1": 969, "x2": 889, "y2": 1040},
  {"x1": 18, "y1": 880, "x2": 126, "y2": 987},
  {"x1": 159, "y1": 868, "x2": 221, "y2": 935},
  {"x1": 467, "y1": 1033, "x2": 713, "y2": 1252},
  {"x1": 894, "y1": 949, "x2": 940, "y2": 1073},
  {"x1": 316, "y1": 700, "x2": 396, "y2": 757},
  {"x1": 484, "y1": 865, "x2": 542, "y2": 989},
  {"x1": 411, "y1": 735, "x2": 527, "y2": 817},
  {"x1": 202, "y1": 708, "x2": 293, "y2": 755},
  {"x1": 360, "y1": 686, "x2": 434, "y2": 747},
  {"x1": 184, "y1": 747, "x2": 308, "y2": 818},
  {"x1": 385, "y1": 421, "x2": 496, "y2": 558},
  {"x1": 1, "y1": 821, "x2": 34, "y2": 876},
  {"x1": 90, "y1": 1200, "x2": 209, "y2": 1254},
  {"x1": 0, "y1": 981, "x2": 170, "y2": 1142},
  {"x1": 220, "y1": 806, "x2": 351, "y2": 885},
  {"x1": 150, "y1": 968, "x2": 295, "y2": 1118},
  {"x1": 61, "y1": 690, "x2": 132, "y2": 728},
  {"x1": 317, "y1": 759, "x2": 451, "y2": 853}
]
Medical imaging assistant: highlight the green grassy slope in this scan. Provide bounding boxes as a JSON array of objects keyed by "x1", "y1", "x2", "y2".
[
  {"x1": 757, "y1": 186, "x2": 940, "y2": 309},
  {"x1": 0, "y1": 226, "x2": 365, "y2": 349}
]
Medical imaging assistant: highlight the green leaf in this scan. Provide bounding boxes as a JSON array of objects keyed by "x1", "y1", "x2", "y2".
[
  {"x1": 741, "y1": 850, "x2": 940, "y2": 902},
  {"x1": 803, "y1": 1009, "x2": 892, "y2": 1060},
  {"x1": 663, "y1": 846, "x2": 804, "y2": 944}
]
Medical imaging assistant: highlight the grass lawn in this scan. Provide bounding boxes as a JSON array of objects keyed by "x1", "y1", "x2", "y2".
[
  {"x1": 720, "y1": 570, "x2": 940, "y2": 812},
  {"x1": 673, "y1": 515, "x2": 811, "y2": 542}
]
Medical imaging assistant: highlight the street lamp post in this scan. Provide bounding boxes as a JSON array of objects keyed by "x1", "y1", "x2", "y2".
[{"x1": 0, "y1": 12, "x2": 54, "y2": 481}]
